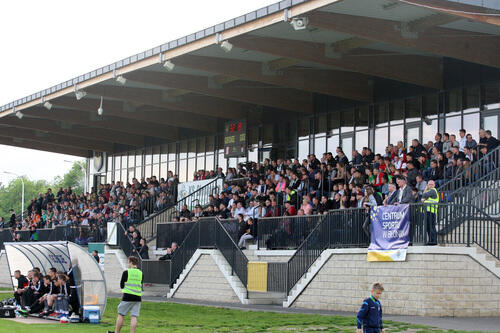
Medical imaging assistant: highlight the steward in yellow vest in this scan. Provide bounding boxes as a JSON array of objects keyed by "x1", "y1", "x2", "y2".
[
  {"x1": 420, "y1": 180, "x2": 439, "y2": 246},
  {"x1": 111, "y1": 256, "x2": 143, "y2": 333}
]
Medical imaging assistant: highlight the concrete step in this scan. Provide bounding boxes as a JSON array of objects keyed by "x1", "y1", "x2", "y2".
[
  {"x1": 247, "y1": 291, "x2": 285, "y2": 305},
  {"x1": 143, "y1": 284, "x2": 169, "y2": 297}
]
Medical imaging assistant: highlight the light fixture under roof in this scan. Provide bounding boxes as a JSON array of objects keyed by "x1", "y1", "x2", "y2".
[
  {"x1": 116, "y1": 75, "x2": 127, "y2": 85},
  {"x1": 75, "y1": 90, "x2": 87, "y2": 100},
  {"x1": 15, "y1": 111, "x2": 23, "y2": 119},
  {"x1": 43, "y1": 101, "x2": 52, "y2": 110},
  {"x1": 163, "y1": 60, "x2": 175, "y2": 71},
  {"x1": 97, "y1": 96, "x2": 103, "y2": 116},
  {"x1": 290, "y1": 17, "x2": 308, "y2": 30},
  {"x1": 220, "y1": 40, "x2": 233, "y2": 52}
]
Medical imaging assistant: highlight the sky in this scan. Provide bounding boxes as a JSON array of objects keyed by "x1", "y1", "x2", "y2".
[{"x1": 0, "y1": 0, "x2": 278, "y2": 185}]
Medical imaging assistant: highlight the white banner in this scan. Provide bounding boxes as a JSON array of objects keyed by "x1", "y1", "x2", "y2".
[
  {"x1": 177, "y1": 178, "x2": 223, "y2": 207},
  {"x1": 106, "y1": 222, "x2": 117, "y2": 246}
]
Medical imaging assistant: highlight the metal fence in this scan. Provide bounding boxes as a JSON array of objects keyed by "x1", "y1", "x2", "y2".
[
  {"x1": 136, "y1": 177, "x2": 221, "y2": 241},
  {"x1": 439, "y1": 145, "x2": 499, "y2": 195},
  {"x1": 257, "y1": 215, "x2": 321, "y2": 249},
  {"x1": 215, "y1": 218, "x2": 248, "y2": 290},
  {"x1": 267, "y1": 262, "x2": 287, "y2": 293},
  {"x1": 141, "y1": 259, "x2": 171, "y2": 285},
  {"x1": 170, "y1": 220, "x2": 204, "y2": 287},
  {"x1": 0, "y1": 225, "x2": 106, "y2": 249},
  {"x1": 156, "y1": 222, "x2": 196, "y2": 249}
]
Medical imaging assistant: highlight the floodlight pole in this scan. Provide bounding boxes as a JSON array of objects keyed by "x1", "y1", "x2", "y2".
[{"x1": 4, "y1": 171, "x2": 24, "y2": 222}]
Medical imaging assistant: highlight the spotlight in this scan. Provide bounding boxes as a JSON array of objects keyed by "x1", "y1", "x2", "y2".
[
  {"x1": 220, "y1": 40, "x2": 233, "y2": 53},
  {"x1": 116, "y1": 75, "x2": 127, "y2": 85},
  {"x1": 97, "y1": 96, "x2": 103, "y2": 116},
  {"x1": 75, "y1": 90, "x2": 87, "y2": 100},
  {"x1": 43, "y1": 101, "x2": 52, "y2": 110},
  {"x1": 163, "y1": 60, "x2": 175, "y2": 71},
  {"x1": 290, "y1": 17, "x2": 308, "y2": 30},
  {"x1": 15, "y1": 111, "x2": 23, "y2": 119}
]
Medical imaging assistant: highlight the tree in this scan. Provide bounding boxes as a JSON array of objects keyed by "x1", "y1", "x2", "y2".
[
  {"x1": 52, "y1": 160, "x2": 86, "y2": 195},
  {"x1": 0, "y1": 160, "x2": 86, "y2": 219},
  {"x1": 0, "y1": 177, "x2": 49, "y2": 220}
]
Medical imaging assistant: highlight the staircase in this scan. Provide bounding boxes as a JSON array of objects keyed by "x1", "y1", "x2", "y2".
[
  {"x1": 135, "y1": 177, "x2": 222, "y2": 241},
  {"x1": 167, "y1": 249, "x2": 248, "y2": 303}
]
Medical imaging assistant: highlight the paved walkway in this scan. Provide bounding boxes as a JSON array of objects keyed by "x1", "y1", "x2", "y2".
[{"x1": 111, "y1": 294, "x2": 500, "y2": 332}]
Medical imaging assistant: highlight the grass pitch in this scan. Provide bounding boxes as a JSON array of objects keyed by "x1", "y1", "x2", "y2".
[{"x1": 0, "y1": 297, "x2": 486, "y2": 333}]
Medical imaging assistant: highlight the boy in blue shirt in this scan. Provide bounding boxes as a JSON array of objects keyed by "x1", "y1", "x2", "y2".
[{"x1": 357, "y1": 282, "x2": 385, "y2": 333}]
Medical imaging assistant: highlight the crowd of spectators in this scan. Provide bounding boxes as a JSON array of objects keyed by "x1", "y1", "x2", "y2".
[
  {"x1": 176, "y1": 128, "x2": 498, "y2": 223},
  {"x1": 0, "y1": 174, "x2": 179, "y2": 245},
  {"x1": 1, "y1": 128, "x2": 497, "y2": 250}
]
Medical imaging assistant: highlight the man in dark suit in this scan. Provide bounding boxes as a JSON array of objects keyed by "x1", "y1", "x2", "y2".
[
  {"x1": 395, "y1": 177, "x2": 413, "y2": 204},
  {"x1": 384, "y1": 183, "x2": 399, "y2": 206}
]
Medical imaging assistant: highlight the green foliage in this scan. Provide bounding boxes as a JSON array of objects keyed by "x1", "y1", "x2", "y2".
[
  {"x1": 52, "y1": 160, "x2": 86, "y2": 195},
  {"x1": 0, "y1": 177, "x2": 49, "y2": 220},
  {"x1": 0, "y1": 160, "x2": 86, "y2": 219}
]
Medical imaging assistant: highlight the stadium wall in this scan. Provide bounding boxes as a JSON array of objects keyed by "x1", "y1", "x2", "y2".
[
  {"x1": 290, "y1": 247, "x2": 500, "y2": 317},
  {"x1": 172, "y1": 251, "x2": 243, "y2": 303}
]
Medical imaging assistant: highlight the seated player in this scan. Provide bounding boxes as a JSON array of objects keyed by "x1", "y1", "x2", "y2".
[
  {"x1": 29, "y1": 275, "x2": 53, "y2": 314},
  {"x1": 13, "y1": 270, "x2": 29, "y2": 306}
]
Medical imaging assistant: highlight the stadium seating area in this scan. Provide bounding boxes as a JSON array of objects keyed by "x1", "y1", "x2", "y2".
[{"x1": 2, "y1": 128, "x2": 498, "y2": 245}]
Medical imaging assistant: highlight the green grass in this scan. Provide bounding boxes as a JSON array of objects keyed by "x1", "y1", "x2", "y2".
[{"x1": 0, "y1": 297, "x2": 494, "y2": 333}]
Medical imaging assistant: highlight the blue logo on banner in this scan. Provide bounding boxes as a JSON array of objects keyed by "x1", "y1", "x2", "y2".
[{"x1": 369, "y1": 204, "x2": 410, "y2": 251}]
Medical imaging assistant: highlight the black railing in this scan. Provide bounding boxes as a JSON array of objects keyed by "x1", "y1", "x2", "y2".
[
  {"x1": 170, "y1": 220, "x2": 204, "y2": 287},
  {"x1": 328, "y1": 208, "x2": 369, "y2": 248},
  {"x1": 136, "y1": 177, "x2": 221, "y2": 241},
  {"x1": 215, "y1": 217, "x2": 248, "y2": 289},
  {"x1": 0, "y1": 225, "x2": 106, "y2": 249},
  {"x1": 286, "y1": 213, "x2": 329, "y2": 296},
  {"x1": 439, "y1": 145, "x2": 500, "y2": 195},
  {"x1": 156, "y1": 222, "x2": 196, "y2": 249},
  {"x1": 267, "y1": 262, "x2": 287, "y2": 293},
  {"x1": 141, "y1": 259, "x2": 171, "y2": 285},
  {"x1": 257, "y1": 215, "x2": 321, "y2": 250},
  {"x1": 117, "y1": 223, "x2": 138, "y2": 258}
]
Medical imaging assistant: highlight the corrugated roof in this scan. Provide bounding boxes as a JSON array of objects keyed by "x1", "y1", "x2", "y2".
[{"x1": 0, "y1": 0, "x2": 307, "y2": 113}]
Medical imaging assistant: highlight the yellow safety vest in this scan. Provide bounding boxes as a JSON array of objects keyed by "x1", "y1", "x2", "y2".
[
  {"x1": 423, "y1": 188, "x2": 439, "y2": 214},
  {"x1": 286, "y1": 190, "x2": 296, "y2": 202},
  {"x1": 123, "y1": 268, "x2": 142, "y2": 297}
]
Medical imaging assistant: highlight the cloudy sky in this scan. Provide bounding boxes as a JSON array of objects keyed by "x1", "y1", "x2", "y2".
[{"x1": 0, "y1": 0, "x2": 277, "y2": 185}]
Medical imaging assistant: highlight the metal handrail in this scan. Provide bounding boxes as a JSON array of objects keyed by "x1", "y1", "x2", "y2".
[
  {"x1": 438, "y1": 145, "x2": 500, "y2": 194},
  {"x1": 136, "y1": 177, "x2": 221, "y2": 241}
]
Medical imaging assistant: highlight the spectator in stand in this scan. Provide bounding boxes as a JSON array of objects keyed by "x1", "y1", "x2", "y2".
[
  {"x1": 265, "y1": 200, "x2": 282, "y2": 217},
  {"x1": 449, "y1": 134, "x2": 460, "y2": 150},
  {"x1": 415, "y1": 174, "x2": 427, "y2": 199},
  {"x1": 9, "y1": 209, "x2": 16, "y2": 228},
  {"x1": 159, "y1": 242, "x2": 178, "y2": 260},
  {"x1": 465, "y1": 133, "x2": 477, "y2": 150},
  {"x1": 384, "y1": 183, "x2": 399, "y2": 206},
  {"x1": 434, "y1": 133, "x2": 443, "y2": 153},
  {"x1": 300, "y1": 197, "x2": 313, "y2": 215},
  {"x1": 396, "y1": 177, "x2": 412, "y2": 204},
  {"x1": 238, "y1": 217, "x2": 257, "y2": 250},
  {"x1": 486, "y1": 130, "x2": 499, "y2": 150},
  {"x1": 458, "y1": 129, "x2": 467, "y2": 152},
  {"x1": 352, "y1": 150, "x2": 362, "y2": 166}
]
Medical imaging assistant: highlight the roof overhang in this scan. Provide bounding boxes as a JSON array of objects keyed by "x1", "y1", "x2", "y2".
[{"x1": 1, "y1": 0, "x2": 499, "y2": 156}]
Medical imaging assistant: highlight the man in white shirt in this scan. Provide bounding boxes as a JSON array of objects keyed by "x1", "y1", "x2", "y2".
[
  {"x1": 233, "y1": 202, "x2": 246, "y2": 218},
  {"x1": 458, "y1": 129, "x2": 467, "y2": 152},
  {"x1": 245, "y1": 200, "x2": 259, "y2": 220}
]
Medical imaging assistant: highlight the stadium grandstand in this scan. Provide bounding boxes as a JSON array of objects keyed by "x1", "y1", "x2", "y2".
[{"x1": 1, "y1": 0, "x2": 500, "y2": 319}]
